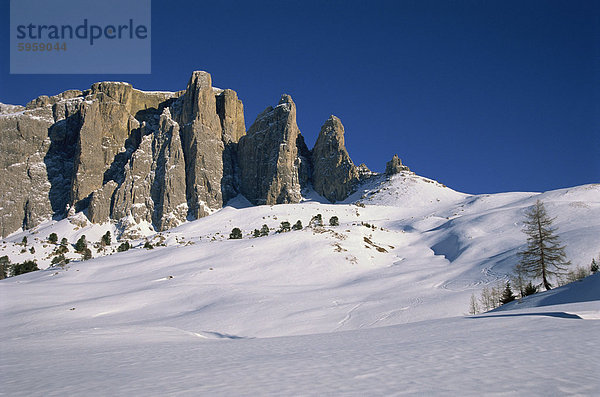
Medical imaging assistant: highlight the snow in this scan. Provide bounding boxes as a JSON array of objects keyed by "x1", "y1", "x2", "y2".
[{"x1": 0, "y1": 176, "x2": 599, "y2": 395}]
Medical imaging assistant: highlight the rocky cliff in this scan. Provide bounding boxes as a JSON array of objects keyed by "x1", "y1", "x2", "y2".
[
  {"x1": 311, "y1": 115, "x2": 359, "y2": 203},
  {"x1": 237, "y1": 94, "x2": 310, "y2": 205},
  {"x1": 0, "y1": 71, "x2": 392, "y2": 238}
]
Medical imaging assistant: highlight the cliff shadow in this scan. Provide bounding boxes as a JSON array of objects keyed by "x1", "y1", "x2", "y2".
[{"x1": 44, "y1": 112, "x2": 81, "y2": 219}]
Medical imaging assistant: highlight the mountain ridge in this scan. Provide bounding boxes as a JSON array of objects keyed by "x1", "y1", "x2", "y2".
[{"x1": 0, "y1": 71, "x2": 403, "y2": 238}]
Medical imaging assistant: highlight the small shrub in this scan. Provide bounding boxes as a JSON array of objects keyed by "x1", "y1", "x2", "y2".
[
  {"x1": 82, "y1": 248, "x2": 92, "y2": 260},
  {"x1": 564, "y1": 265, "x2": 590, "y2": 284},
  {"x1": 21, "y1": 236, "x2": 28, "y2": 246},
  {"x1": 229, "y1": 228, "x2": 242, "y2": 240},
  {"x1": 310, "y1": 214, "x2": 323, "y2": 227},
  {"x1": 292, "y1": 220, "x2": 303, "y2": 230},
  {"x1": 74, "y1": 235, "x2": 87, "y2": 253},
  {"x1": 523, "y1": 282, "x2": 537, "y2": 297},
  {"x1": 48, "y1": 233, "x2": 58, "y2": 244},
  {"x1": 12, "y1": 260, "x2": 39, "y2": 276},
  {"x1": 29, "y1": 246, "x2": 35, "y2": 254},
  {"x1": 260, "y1": 224, "x2": 270, "y2": 237},
  {"x1": 329, "y1": 216, "x2": 339, "y2": 226},
  {"x1": 279, "y1": 221, "x2": 291, "y2": 233},
  {"x1": 117, "y1": 241, "x2": 131, "y2": 252},
  {"x1": 55, "y1": 244, "x2": 69, "y2": 255},
  {"x1": 101, "y1": 231, "x2": 112, "y2": 247},
  {"x1": 0, "y1": 255, "x2": 10, "y2": 280},
  {"x1": 51, "y1": 254, "x2": 69, "y2": 266},
  {"x1": 143, "y1": 241, "x2": 154, "y2": 250}
]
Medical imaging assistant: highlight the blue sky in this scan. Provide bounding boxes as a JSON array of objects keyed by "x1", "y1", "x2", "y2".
[{"x1": 1, "y1": 0, "x2": 598, "y2": 194}]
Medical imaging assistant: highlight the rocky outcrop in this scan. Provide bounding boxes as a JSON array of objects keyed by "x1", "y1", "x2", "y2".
[
  {"x1": 88, "y1": 181, "x2": 118, "y2": 223},
  {"x1": 149, "y1": 110, "x2": 188, "y2": 230},
  {"x1": 311, "y1": 115, "x2": 359, "y2": 203},
  {"x1": 0, "y1": 106, "x2": 55, "y2": 237},
  {"x1": 174, "y1": 71, "x2": 227, "y2": 218},
  {"x1": 215, "y1": 88, "x2": 246, "y2": 205},
  {"x1": 0, "y1": 70, "x2": 406, "y2": 238},
  {"x1": 0, "y1": 78, "x2": 186, "y2": 237},
  {"x1": 356, "y1": 163, "x2": 374, "y2": 180},
  {"x1": 237, "y1": 94, "x2": 308, "y2": 205},
  {"x1": 216, "y1": 89, "x2": 245, "y2": 144},
  {"x1": 385, "y1": 154, "x2": 410, "y2": 175}
]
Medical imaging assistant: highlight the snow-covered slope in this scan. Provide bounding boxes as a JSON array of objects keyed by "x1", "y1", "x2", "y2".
[
  {"x1": 1, "y1": 177, "x2": 598, "y2": 337},
  {"x1": 0, "y1": 176, "x2": 599, "y2": 395},
  {"x1": 1, "y1": 263, "x2": 598, "y2": 396}
]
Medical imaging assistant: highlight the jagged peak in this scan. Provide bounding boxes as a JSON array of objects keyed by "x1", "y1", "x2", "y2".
[
  {"x1": 385, "y1": 154, "x2": 410, "y2": 175},
  {"x1": 316, "y1": 114, "x2": 346, "y2": 146},
  {"x1": 278, "y1": 94, "x2": 294, "y2": 105},
  {"x1": 186, "y1": 70, "x2": 213, "y2": 92}
]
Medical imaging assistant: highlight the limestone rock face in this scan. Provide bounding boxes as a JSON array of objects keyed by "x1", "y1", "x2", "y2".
[
  {"x1": 0, "y1": 103, "x2": 25, "y2": 114},
  {"x1": 112, "y1": 133, "x2": 155, "y2": 224},
  {"x1": 0, "y1": 70, "x2": 401, "y2": 238},
  {"x1": 150, "y1": 109, "x2": 188, "y2": 231},
  {"x1": 175, "y1": 71, "x2": 226, "y2": 218},
  {"x1": 216, "y1": 89, "x2": 245, "y2": 144},
  {"x1": 0, "y1": 71, "x2": 248, "y2": 237},
  {"x1": 311, "y1": 115, "x2": 359, "y2": 203},
  {"x1": 0, "y1": 107, "x2": 55, "y2": 237},
  {"x1": 215, "y1": 88, "x2": 246, "y2": 205},
  {"x1": 88, "y1": 181, "x2": 118, "y2": 223},
  {"x1": 385, "y1": 154, "x2": 410, "y2": 175},
  {"x1": 106, "y1": 109, "x2": 188, "y2": 231},
  {"x1": 237, "y1": 94, "x2": 306, "y2": 205},
  {"x1": 71, "y1": 95, "x2": 138, "y2": 210}
]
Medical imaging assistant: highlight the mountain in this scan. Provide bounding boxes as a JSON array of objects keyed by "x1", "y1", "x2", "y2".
[
  {"x1": 0, "y1": 71, "x2": 377, "y2": 238},
  {"x1": 0, "y1": 178, "x2": 598, "y2": 395},
  {"x1": 2, "y1": 72, "x2": 599, "y2": 395},
  {"x1": 1, "y1": 174, "x2": 598, "y2": 335}
]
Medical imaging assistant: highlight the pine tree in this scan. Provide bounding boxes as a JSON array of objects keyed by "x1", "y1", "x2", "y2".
[
  {"x1": 75, "y1": 235, "x2": 87, "y2": 253},
  {"x1": 48, "y1": 233, "x2": 58, "y2": 244},
  {"x1": 310, "y1": 214, "x2": 323, "y2": 227},
  {"x1": 329, "y1": 216, "x2": 339, "y2": 226},
  {"x1": 0, "y1": 255, "x2": 10, "y2": 280},
  {"x1": 523, "y1": 281, "x2": 537, "y2": 296},
  {"x1": 101, "y1": 231, "x2": 111, "y2": 247},
  {"x1": 517, "y1": 200, "x2": 570, "y2": 290},
  {"x1": 511, "y1": 263, "x2": 528, "y2": 298},
  {"x1": 292, "y1": 220, "x2": 303, "y2": 230},
  {"x1": 468, "y1": 293, "x2": 480, "y2": 315},
  {"x1": 499, "y1": 282, "x2": 516, "y2": 305},
  {"x1": 260, "y1": 224, "x2": 270, "y2": 237},
  {"x1": 21, "y1": 236, "x2": 27, "y2": 246},
  {"x1": 591, "y1": 258, "x2": 599, "y2": 274},
  {"x1": 253, "y1": 229, "x2": 261, "y2": 238},
  {"x1": 12, "y1": 260, "x2": 39, "y2": 276},
  {"x1": 279, "y1": 221, "x2": 291, "y2": 233},
  {"x1": 229, "y1": 227, "x2": 242, "y2": 239},
  {"x1": 117, "y1": 241, "x2": 131, "y2": 252},
  {"x1": 82, "y1": 248, "x2": 92, "y2": 260}
]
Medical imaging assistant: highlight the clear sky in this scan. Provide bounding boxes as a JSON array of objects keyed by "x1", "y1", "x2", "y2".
[{"x1": 1, "y1": 0, "x2": 598, "y2": 194}]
